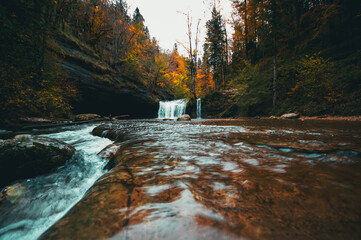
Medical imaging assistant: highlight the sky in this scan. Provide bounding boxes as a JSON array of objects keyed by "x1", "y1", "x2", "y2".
[{"x1": 125, "y1": 0, "x2": 234, "y2": 56}]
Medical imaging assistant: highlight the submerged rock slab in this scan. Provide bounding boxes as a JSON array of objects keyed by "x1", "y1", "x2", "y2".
[
  {"x1": 39, "y1": 145, "x2": 186, "y2": 240},
  {"x1": 38, "y1": 120, "x2": 361, "y2": 240},
  {"x1": 0, "y1": 135, "x2": 75, "y2": 189}
]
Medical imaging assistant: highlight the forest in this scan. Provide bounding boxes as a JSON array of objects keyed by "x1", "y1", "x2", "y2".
[{"x1": 0, "y1": 0, "x2": 360, "y2": 125}]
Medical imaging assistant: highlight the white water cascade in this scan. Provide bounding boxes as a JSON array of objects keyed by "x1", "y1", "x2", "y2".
[
  {"x1": 158, "y1": 99, "x2": 187, "y2": 119},
  {"x1": 196, "y1": 98, "x2": 202, "y2": 119},
  {"x1": 0, "y1": 126, "x2": 112, "y2": 240}
]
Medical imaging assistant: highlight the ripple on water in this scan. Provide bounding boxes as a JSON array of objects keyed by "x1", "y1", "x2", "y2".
[
  {"x1": 111, "y1": 189, "x2": 232, "y2": 240},
  {"x1": 3, "y1": 120, "x2": 361, "y2": 240},
  {"x1": 243, "y1": 158, "x2": 259, "y2": 166},
  {"x1": 222, "y1": 161, "x2": 239, "y2": 172}
]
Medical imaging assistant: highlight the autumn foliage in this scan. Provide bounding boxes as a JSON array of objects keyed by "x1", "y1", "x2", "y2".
[{"x1": 1, "y1": 0, "x2": 360, "y2": 123}]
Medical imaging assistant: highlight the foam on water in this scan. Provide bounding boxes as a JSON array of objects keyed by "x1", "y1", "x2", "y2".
[{"x1": 0, "y1": 126, "x2": 112, "y2": 240}]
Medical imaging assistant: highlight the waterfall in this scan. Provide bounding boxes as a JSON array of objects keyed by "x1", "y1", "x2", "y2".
[
  {"x1": 158, "y1": 99, "x2": 187, "y2": 119},
  {"x1": 197, "y1": 98, "x2": 202, "y2": 119}
]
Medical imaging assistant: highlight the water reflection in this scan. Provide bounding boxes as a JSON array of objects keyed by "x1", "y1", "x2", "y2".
[{"x1": 42, "y1": 119, "x2": 361, "y2": 240}]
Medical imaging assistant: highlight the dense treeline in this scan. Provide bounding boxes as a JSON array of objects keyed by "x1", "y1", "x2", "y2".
[
  {"x1": 0, "y1": 0, "x2": 77, "y2": 121},
  {"x1": 223, "y1": 0, "x2": 361, "y2": 116},
  {"x1": 1, "y1": 0, "x2": 360, "y2": 123},
  {"x1": 0, "y1": 0, "x2": 203, "y2": 125}
]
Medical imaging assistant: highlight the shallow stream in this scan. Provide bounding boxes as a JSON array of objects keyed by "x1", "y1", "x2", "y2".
[{"x1": 1, "y1": 119, "x2": 361, "y2": 239}]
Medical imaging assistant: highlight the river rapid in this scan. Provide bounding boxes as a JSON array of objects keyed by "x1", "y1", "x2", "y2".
[{"x1": 1, "y1": 119, "x2": 361, "y2": 239}]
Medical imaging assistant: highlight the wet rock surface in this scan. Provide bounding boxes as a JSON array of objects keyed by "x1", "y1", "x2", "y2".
[
  {"x1": 177, "y1": 114, "x2": 191, "y2": 121},
  {"x1": 41, "y1": 119, "x2": 361, "y2": 240},
  {"x1": 0, "y1": 135, "x2": 75, "y2": 189},
  {"x1": 92, "y1": 123, "x2": 127, "y2": 141},
  {"x1": 1, "y1": 183, "x2": 26, "y2": 206},
  {"x1": 280, "y1": 113, "x2": 301, "y2": 119}
]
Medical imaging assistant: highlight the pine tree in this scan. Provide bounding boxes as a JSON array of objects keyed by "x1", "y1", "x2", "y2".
[
  {"x1": 133, "y1": 7, "x2": 144, "y2": 24},
  {"x1": 203, "y1": 7, "x2": 228, "y2": 91}
]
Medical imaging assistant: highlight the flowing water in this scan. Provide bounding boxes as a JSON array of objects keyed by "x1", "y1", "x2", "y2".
[
  {"x1": 0, "y1": 125, "x2": 112, "y2": 240},
  {"x1": 1, "y1": 119, "x2": 361, "y2": 239},
  {"x1": 158, "y1": 99, "x2": 187, "y2": 119},
  {"x1": 197, "y1": 98, "x2": 202, "y2": 119}
]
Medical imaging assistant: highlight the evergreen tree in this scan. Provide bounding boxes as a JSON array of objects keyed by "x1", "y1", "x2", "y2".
[
  {"x1": 132, "y1": 7, "x2": 149, "y2": 36},
  {"x1": 133, "y1": 7, "x2": 144, "y2": 24},
  {"x1": 203, "y1": 7, "x2": 228, "y2": 91}
]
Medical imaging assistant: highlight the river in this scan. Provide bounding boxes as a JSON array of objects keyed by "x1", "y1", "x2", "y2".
[{"x1": 1, "y1": 119, "x2": 361, "y2": 239}]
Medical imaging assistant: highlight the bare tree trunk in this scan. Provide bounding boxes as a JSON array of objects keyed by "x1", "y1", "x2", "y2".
[
  {"x1": 186, "y1": 13, "x2": 198, "y2": 99},
  {"x1": 194, "y1": 19, "x2": 201, "y2": 99},
  {"x1": 187, "y1": 14, "x2": 193, "y2": 96}
]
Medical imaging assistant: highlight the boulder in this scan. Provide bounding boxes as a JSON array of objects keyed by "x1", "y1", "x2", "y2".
[
  {"x1": 177, "y1": 114, "x2": 191, "y2": 121},
  {"x1": 75, "y1": 114, "x2": 101, "y2": 121},
  {"x1": 92, "y1": 124, "x2": 126, "y2": 141},
  {"x1": 0, "y1": 135, "x2": 75, "y2": 189},
  {"x1": 280, "y1": 113, "x2": 301, "y2": 119}
]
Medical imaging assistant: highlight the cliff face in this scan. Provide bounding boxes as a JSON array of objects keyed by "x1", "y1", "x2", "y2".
[{"x1": 54, "y1": 33, "x2": 166, "y2": 118}]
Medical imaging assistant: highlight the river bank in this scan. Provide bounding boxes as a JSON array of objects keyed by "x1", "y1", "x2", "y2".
[{"x1": 234, "y1": 115, "x2": 361, "y2": 121}]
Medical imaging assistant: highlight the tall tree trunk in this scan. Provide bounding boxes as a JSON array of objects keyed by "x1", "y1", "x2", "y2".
[
  {"x1": 273, "y1": 47, "x2": 277, "y2": 110},
  {"x1": 186, "y1": 13, "x2": 196, "y2": 99},
  {"x1": 194, "y1": 19, "x2": 201, "y2": 99},
  {"x1": 223, "y1": 25, "x2": 229, "y2": 89},
  {"x1": 292, "y1": 0, "x2": 299, "y2": 52},
  {"x1": 271, "y1": 0, "x2": 278, "y2": 110},
  {"x1": 244, "y1": 0, "x2": 249, "y2": 59}
]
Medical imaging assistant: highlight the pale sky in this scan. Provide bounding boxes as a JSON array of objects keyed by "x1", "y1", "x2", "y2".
[{"x1": 125, "y1": 0, "x2": 233, "y2": 56}]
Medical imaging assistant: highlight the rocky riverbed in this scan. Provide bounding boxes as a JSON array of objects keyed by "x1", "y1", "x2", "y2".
[{"x1": 1, "y1": 119, "x2": 361, "y2": 240}]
